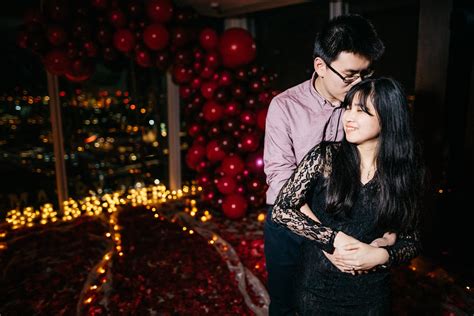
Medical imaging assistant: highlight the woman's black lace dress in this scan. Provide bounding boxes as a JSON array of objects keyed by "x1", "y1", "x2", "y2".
[{"x1": 271, "y1": 143, "x2": 421, "y2": 315}]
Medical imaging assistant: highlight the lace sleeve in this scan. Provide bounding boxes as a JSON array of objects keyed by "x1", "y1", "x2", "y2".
[
  {"x1": 271, "y1": 144, "x2": 339, "y2": 254},
  {"x1": 382, "y1": 231, "x2": 422, "y2": 268}
]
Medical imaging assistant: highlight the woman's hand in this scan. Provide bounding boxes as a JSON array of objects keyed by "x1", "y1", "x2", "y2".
[{"x1": 333, "y1": 242, "x2": 389, "y2": 273}]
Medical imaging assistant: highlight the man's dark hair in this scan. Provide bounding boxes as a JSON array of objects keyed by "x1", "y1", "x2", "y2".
[{"x1": 313, "y1": 14, "x2": 385, "y2": 63}]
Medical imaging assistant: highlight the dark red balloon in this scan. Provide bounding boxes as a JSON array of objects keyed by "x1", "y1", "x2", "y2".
[
  {"x1": 216, "y1": 176, "x2": 237, "y2": 195},
  {"x1": 185, "y1": 144, "x2": 206, "y2": 169},
  {"x1": 43, "y1": 49, "x2": 70, "y2": 75},
  {"x1": 16, "y1": 30, "x2": 29, "y2": 49},
  {"x1": 155, "y1": 51, "x2": 170, "y2": 70},
  {"x1": 187, "y1": 122, "x2": 201, "y2": 137},
  {"x1": 143, "y1": 24, "x2": 169, "y2": 51},
  {"x1": 91, "y1": 0, "x2": 108, "y2": 9},
  {"x1": 206, "y1": 140, "x2": 226, "y2": 162},
  {"x1": 47, "y1": 25, "x2": 67, "y2": 46},
  {"x1": 171, "y1": 65, "x2": 192, "y2": 84},
  {"x1": 204, "y1": 51, "x2": 220, "y2": 69},
  {"x1": 97, "y1": 24, "x2": 113, "y2": 44},
  {"x1": 199, "y1": 28, "x2": 218, "y2": 51},
  {"x1": 219, "y1": 28, "x2": 256, "y2": 68},
  {"x1": 147, "y1": 0, "x2": 173, "y2": 23},
  {"x1": 113, "y1": 29, "x2": 136, "y2": 53},
  {"x1": 240, "y1": 110, "x2": 256, "y2": 126},
  {"x1": 109, "y1": 9, "x2": 127, "y2": 28},
  {"x1": 83, "y1": 41, "x2": 98, "y2": 58},
  {"x1": 171, "y1": 26, "x2": 191, "y2": 48},
  {"x1": 239, "y1": 131, "x2": 260, "y2": 152},
  {"x1": 218, "y1": 70, "x2": 233, "y2": 86},
  {"x1": 224, "y1": 101, "x2": 241, "y2": 117},
  {"x1": 200, "y1": 81, "x2": 218, "y2": 100},
  {"x1": 222, "y1": 194, "x2": 248, "y2": 219},
  {"x1": 221, "y1": 155, "x2": 245, "y2": 176},
  {"x1": 135, "y1": 47, "x2": 152, "y2": 67},
  {"x1": 202, "y1": 101, "x2": 224, "y2": 122}
]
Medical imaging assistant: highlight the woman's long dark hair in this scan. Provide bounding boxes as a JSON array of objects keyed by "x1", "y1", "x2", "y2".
[{"x1": 324, "y1": 77, "x2": 424, "y2": 233}]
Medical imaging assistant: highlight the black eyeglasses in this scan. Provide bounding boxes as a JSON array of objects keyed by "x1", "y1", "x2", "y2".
[{"x1": 325, "y1": 62, "x2": 374, "y2": 85}]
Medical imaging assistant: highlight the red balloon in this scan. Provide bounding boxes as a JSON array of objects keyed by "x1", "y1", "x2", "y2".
[
  {"x1": 171, "y1": 65, "x2": 192, "y2": 84},
  {"x1": 221, "y1": 155, "x2": 245, "y2": 176},
  {"x1": 143, "y1": 24, "x2": 169, "y2": 51},
  {"x1": 200, "y1": 81, "x2": 218, "y2": 100},
  {"x1": 16, "y1": 30, "x2": 29, "y2": 49},
  {"x1": 245, "y1": 150, "x2": 264, "y2": 174},
  {"x1": 113, "y1": 29, "x2": 136, "y2": 53},
  {"x1": 97, "y1": 24, "x2": 112, "y2": 44},
  {"x1": 47, "y1": 25, "x2": 67, "y2": 46},
  {"x1": 135, "y1": 48, "x2": 152, "y2": 67},
  {"x1": 47, "y1": 0, "x2": 70, "y2": 21},
  {"x1": 43, "y1": 49, "x2": 70, "y2": 75},
  {"x1": 109, "y1": 9, "x2": 127, "y2": 28},
  {"x1": 199, "y1": 65, "x2": 215, "y2": 79},
  {"x1": 91, "y1": 0, "x2": 108, "y2": 9},
  {"x1": 219, "y1": 28, "x2": 256, "y2": 68},
  {"x1": 247, "y1": 177, "x2": 265, "y2": 192},
  {"x1": 240, "y1": 110, "x2": 256, "y2": 126},
  {"x1": 199, "y1": 28, "x2": 218, "y2": 51},
  {"x1": 239, "y1": 131, "x2": 260, "y2": 152},
  {"x1": 222, "y1": 194, "x2": 248, "y2": 219},
  {"x1": 185, "y1": 144, "x2": 206, "y2": 169},
  {"x1": 180, "y1": 85, "x2": 193, "y2": 100},
  {"x1": 204, "y1": 51, "x2": 220, "y2": 69},
  {"x1": 224, "y1": 101, "x2": 241, "y2": 117},
  {"x1": 147, "y1": 0, "x2": 173, "y2": 23},
  {"x1": 65, "y1": 58, "x2": 95, "y2": 82},
  {"x1": 171, "y1": 26, "x2": 191, "y2": 48},
  {"x1": 83, "y1": 41, "x2": 98, "y2": 58},
  {"x1": 256, "y1": 108, "x2": 268, "y2": 130},
  {"x1": 202, "y1": 101, "x2": 224, "y2": 122},
  {"x1": 187, "y1": 122, "x2": 201, "y2": 137},
  {"x1": 206, "y1": 140, "x2": 226, "y2": 162},
  {"x1": 155, "y1": 51, "x2": 170, "y2": 70},
  {"x1": 216, "y1": 176, "x2": 237, "y2": 195},
  {"x1": 218, "y1": 70, "x2": 233, "y2": 86}
]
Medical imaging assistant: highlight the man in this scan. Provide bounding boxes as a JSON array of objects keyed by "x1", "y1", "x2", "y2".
[{"x1": 263, "y1": 14, "x2": 386, "y2": 315}]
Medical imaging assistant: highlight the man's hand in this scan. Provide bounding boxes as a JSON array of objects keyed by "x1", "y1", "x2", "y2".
[{"x1": 370, "y1": 232, "x2": 397, "y2": 247}]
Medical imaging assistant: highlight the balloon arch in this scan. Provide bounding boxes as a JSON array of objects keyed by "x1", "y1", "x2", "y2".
[{"x1": 18, "y1": 0, "x2": 279, "y2": 219}]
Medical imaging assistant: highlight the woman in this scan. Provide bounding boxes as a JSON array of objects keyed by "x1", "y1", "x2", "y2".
[{"x1": 271, "y1": 77, "x2": 424, "y2": 315}]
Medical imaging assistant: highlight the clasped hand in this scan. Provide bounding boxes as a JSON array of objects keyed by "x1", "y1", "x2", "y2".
[{"x1": 324, "y1": 231, "x2": 394, "y2": 275}]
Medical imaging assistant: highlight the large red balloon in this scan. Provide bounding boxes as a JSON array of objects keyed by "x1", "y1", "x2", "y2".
[
  {"x1": 147, "y1": 0, "x2": 173, "y2": 23},
  {"x1": 43, "y1": 49, "x2": 70, "y2": 75},
  {"x1": 219, "y1": 28, "x2": 256, "y2": 68},
  {"x1": 222, "y1": 194, "x2": 248, "y2": 219},
  {"x1": 143, "y1": 24, "x2": 169, "y2": 51},
  {"x1": 113, "y1": 29, "x2": 135, "y2": 53},
  {"x1": 199, "y1": 28, "x2": 218, "y2": 51}
]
